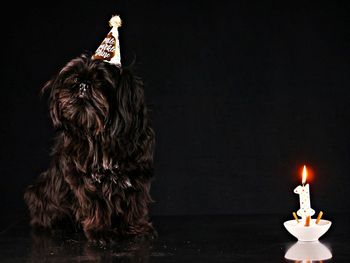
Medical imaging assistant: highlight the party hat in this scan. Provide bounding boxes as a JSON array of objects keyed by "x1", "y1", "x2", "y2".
[{"x1": 92, "y1": 15, "x2": 122, "y2": 66}]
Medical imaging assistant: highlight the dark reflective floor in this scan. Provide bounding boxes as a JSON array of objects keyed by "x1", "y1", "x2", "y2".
[{"x1": 1, "y1": 214, "x2": 349, "y2": 262}]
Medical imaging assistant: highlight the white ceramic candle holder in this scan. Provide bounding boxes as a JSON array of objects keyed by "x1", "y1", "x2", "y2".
[{"x1": 283, "y1": 219, "x2": 332, "y2": 242}]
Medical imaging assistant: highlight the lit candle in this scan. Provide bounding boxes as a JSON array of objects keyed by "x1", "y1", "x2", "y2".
[{"x1": 293, "y1": 165, "x2": 315, "y2": 221}]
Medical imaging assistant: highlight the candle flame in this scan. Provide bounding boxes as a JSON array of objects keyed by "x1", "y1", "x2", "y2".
[{"x1": 302, "y1": 165, "x2": 307, "y2": 184}]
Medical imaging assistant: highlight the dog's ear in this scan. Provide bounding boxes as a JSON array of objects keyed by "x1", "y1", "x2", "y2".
[
  {"x1": 108, "y1": 66, "x2": 154, "y2": 162},
  {"x1": 119, "y1": 67, "x2": 145, "y2": 110},
  {"x1": 112, "y1": 67, "x2": 154, "y2": 159},
  {"x1": 113, "y1": 67, "x2": 146, "y2": 134},
  {"x1": 41, "y1": 76, "x2": 62, "y2": 128}
]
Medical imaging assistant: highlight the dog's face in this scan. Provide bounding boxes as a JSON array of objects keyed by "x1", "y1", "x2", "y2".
[{"x1": 44, "y1": 54, "x2": 144, "y2": 136}]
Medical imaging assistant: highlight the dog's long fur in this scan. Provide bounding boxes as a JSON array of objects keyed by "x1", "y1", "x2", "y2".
[{"x1": 24, "y1": 54, "x2": 155, "y2": 243}]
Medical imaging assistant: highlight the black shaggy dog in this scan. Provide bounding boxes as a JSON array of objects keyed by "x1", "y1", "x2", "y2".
[{"x1": 24, "y1": 54, "x2": 155, "y2": 244}]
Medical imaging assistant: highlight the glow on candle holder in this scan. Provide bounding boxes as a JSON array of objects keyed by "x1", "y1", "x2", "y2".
[{"x1": 294, "y1": 165, "x2": 315, "y2": 221}]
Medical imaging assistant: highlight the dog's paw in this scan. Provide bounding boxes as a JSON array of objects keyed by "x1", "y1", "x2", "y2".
[
  {"x1": 85, "y1": 229, "x2": 118, "y2": 247},
  {"x1": 140, "y1": 226, "x2": 158, "y2": 241},
  {"x1": 121, "y1": 224, "x2": 158, "y2": 240}
]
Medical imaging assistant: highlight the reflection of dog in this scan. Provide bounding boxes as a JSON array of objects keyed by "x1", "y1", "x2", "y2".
[
  {"x1": 29, "y1": 229, "x2": 152, "y2": 263},
  {"x1": 24, "y1": 54, "x2": 155, "y2": 244}
]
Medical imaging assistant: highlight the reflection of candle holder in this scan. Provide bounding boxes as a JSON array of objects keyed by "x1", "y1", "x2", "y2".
[
  {"x1": 285, "y1": 241, "x2": 332, "y2": 261},
  {"x1": 284, "y1": 219, "x2": 332, "y2": 242}
]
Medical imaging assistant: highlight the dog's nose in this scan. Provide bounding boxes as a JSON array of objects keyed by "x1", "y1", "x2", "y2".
[
  {"x1": 79, "y1": 82, "x2": 89, "y2": 91},
  {"x1": 78, "y1": 82, "x2": 90, "y2": 98}
]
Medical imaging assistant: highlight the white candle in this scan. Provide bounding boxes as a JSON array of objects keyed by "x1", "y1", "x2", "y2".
[{"x1": 293, "y1": 165, "x2": 315, "y2": 221}]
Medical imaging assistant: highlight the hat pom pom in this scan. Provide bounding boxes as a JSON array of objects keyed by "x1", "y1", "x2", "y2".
[{"x1": 109, "y1": 15, "x2": 122, "y2": 28}]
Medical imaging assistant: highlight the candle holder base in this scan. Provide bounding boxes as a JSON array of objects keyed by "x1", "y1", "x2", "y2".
[{"x1": 283, "y1": 219, "x2": 332, "y2": 242}]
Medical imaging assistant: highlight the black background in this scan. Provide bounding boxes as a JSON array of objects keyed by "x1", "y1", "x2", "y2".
[{"x1": 1, "y1": 0, "x2": 349, "y2": 216}]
